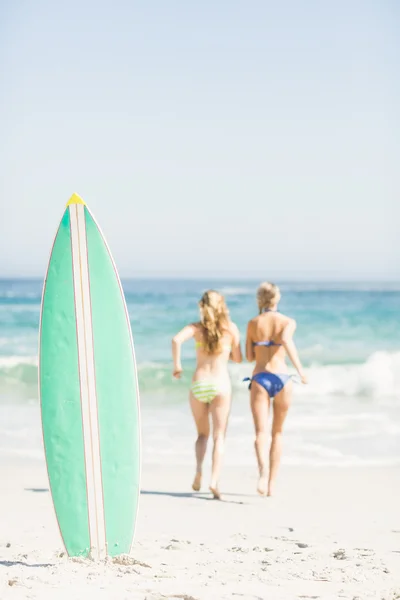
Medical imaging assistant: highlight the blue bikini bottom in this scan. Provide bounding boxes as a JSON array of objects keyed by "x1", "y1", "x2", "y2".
[{"x1": 244, "y1": 372, "x2": 293, "y2": 398}]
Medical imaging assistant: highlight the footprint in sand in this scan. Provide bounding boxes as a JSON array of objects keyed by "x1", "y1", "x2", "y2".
[
  {"x1": 229, "y1": 546, "x2": 249, "y2": 553},
  {"x1": 112, "y1": 555, "x2": 151, "y2": 568},
  {"x1": 355, "y1": 547, "x2": 374, "y2": 558},
  {"x1": 333, "y1": 548, "x2": 347, "y2": 560},
  {"x1": 163, "y1": 544, "x2": 180, "y2": 551},
  {"x1": 165, "y1": 595, "x2": 199, "y2": 600}
]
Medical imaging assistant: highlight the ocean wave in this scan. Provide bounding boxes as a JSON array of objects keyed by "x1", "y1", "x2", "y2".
[
  {"x1": 0, "y1": 304, "x2": 41, "y2": 313},
  {"x1": 0, "y1": 356, "x2": 37, "y2": 368},
  {"x1": 0, "y1": 357, "x2": 38, "y2": 403},
  {"x1": 0, "y1": 351, "x2": 399, "y2": 403},
  {"x1": 303, "y1": 351, "x2": 400, "y2": 398},
  {"x1": 230, "y1": 351, "x2": 400, "y2": 398},
  {"x1": 141, "y1": 351, "x2": 400, "y2": 399},
  {"x1": 0, "y1": 291, "x2": 34, "y2": 299}
]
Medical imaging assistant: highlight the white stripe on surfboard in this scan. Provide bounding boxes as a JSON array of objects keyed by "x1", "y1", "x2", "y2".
[{"x1": 70, "y1": 204, "x2": 106, "y2": 559}]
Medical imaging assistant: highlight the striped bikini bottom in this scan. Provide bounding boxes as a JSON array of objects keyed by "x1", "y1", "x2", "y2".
[{"x1": 191, "y1": 380, "x2": 230, "y2": 404}]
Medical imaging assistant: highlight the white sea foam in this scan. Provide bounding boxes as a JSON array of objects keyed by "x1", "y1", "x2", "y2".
[
  {"x1": 0, "y1": 356, "x2": 38, "y2": 368},
  {"x1": 230, "y1": 351, "x2": 400, "y2": 398},
  {"x1": 0, "y1": 290, "x2": 41, "y2": 299},
  {"x1": 1, "y1": 351, "x2": 400, "y2": 401},
  {"x1": 0, "y1": 304, "x2": 40, "y2": 313}
]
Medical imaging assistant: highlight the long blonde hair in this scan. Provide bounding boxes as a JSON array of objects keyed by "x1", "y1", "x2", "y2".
[
  {"x1": 199, "y1": 290, "x2": 229, "y2": 354},
  {"x1": 257, "y1": 282, "x2": 281, "y2": 313}
]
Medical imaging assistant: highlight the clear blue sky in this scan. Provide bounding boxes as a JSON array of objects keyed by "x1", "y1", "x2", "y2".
[{"x1": 0, "y1": 1, "x2": 398, "y2": 279}]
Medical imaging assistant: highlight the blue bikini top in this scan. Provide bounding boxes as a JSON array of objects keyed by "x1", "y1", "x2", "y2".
[{"x1": 253, "y1": 308, "x2": 282, "y2": 347}]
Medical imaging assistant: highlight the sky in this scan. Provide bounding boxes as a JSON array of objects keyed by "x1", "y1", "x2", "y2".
[{"x1": 0, "y1": 0, "x2": 399, "y2": 280}]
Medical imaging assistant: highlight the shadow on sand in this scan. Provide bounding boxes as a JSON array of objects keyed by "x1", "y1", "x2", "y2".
[
  {"x1": 140, "y1": 490, "x2": 248, "y2": 505},
  {"x1": 0, "y1": 560, "x2": 54, "y2": 568}
]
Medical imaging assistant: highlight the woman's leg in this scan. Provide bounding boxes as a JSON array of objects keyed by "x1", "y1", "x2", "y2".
[
  {"x1": 189, "y1": 392, "x2": 210, "y2": 491},
  {"x1": 268, "y1": 381, "x2": 292, "y2": 496},
  {"x1": 209, "y1": 393, "x2": 231, "y2": 499},
  {"x1": 250, "y1": 381, "x2": 270, "y2": 495}
]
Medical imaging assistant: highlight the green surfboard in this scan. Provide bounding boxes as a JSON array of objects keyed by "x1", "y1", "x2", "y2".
[{"x1": 39, "y1": 194, "x2": 141, "y2": 559}]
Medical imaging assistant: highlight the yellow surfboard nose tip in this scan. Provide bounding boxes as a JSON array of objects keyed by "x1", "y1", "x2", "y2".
[{"x1": 66, "y1": 193, "x2": 86, "y2": 207}]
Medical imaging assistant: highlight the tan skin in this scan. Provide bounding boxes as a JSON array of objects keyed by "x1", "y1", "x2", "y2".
[
  {"x1": 246, "y1": 300, "x2": 307, "y2": 496},
  {"x1": 172, "y1": 321, "x2": 242, "y2": 499}
]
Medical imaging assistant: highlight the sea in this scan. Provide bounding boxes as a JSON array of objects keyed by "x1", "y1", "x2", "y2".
[{"x1": 1, "y1": 278, "x2": 399, "y2": 468}]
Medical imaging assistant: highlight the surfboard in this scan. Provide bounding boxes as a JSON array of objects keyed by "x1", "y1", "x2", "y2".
[{"x1": 39, "y1": 193, "x2": 141, "y2": 559}]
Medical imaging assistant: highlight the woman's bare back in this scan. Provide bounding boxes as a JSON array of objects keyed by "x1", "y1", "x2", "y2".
[
  {"x1": 193, "y1": 321, "x2": 239, "y2": 375},
  {"x1": 247, "y1": 312, "x2": 293, "y2": 374}
]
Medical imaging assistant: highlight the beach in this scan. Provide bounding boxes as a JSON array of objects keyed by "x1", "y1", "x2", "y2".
[
  {"x1": 1, "y1": 278, "x2": 400, "y2": 598},
  {"x1": 1, "y1": 457, "x2": 400, "y2": 599}
]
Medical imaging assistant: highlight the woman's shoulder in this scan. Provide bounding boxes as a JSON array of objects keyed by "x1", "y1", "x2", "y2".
[
  {"x1": 277, "y1": 312, "x2": 295, "y2": 323},
  {"x1": 247, "y1": 314, "x2": 264, "y2": 330},
  {"x1": 191, "y1": 322, "x2": 202, "y2": 336},
  {"x1": 277, "y1": 313, "x2": 296, "y2": 331}
]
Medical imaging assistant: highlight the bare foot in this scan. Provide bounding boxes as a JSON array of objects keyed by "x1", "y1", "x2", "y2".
[
  {"x1": 209, "y1": 485, "x2": 221, "y2": 500},
  {"x1": 257, "y1": 470, "x2": 268, "y2": 496},
  {"x1": 192, "y1": 472, "x2": 202, "y2": 492}
]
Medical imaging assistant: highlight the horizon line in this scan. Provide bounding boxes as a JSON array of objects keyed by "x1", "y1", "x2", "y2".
[{"x1": 0, "y1": 275, "x2": 399, "y2": 284}]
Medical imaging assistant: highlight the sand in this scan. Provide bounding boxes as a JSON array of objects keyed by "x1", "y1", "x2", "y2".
[{"x1": 1, "y1": 458, "x2": 400, "y2": 600}]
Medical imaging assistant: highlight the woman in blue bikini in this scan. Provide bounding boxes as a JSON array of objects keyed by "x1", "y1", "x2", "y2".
[
  {"x1": 246, "y1": 282, "x2": 307, "y2": 497},
  {"x1": 172, "y1": 290, "x2": 242, "y2": 499}
]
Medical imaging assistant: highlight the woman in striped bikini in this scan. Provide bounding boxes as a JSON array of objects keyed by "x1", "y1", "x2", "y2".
[{"x1": 172, "y1": 290, "x2": 242, "y2": 499}]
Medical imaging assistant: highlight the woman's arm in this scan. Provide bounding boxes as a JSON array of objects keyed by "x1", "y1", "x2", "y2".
[
  {"x1": 245, "y1": 321, "x2": 255, "y2": 362},
  {"x1": 172, "y1": 324, "x2": 197, "y2": 378},
  {"x1": 281, "y1": 319, "x2": 307, "y2": 383},
  {"x1": 229, "y1": 322, "x2": 243, "y2": 363}
]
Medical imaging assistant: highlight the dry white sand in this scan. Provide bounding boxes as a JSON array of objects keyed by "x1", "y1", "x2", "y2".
[{"x1": 1, "y1": 458, "x2": 400, "y2": 600}]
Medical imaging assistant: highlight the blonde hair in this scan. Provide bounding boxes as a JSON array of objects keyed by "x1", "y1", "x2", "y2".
[
  {"x1": 257, "y1": 282, "x2": 281, "y2": 313},
  {"x1": 199, "y1": 290, "x2": 229, "y2": 354}
]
